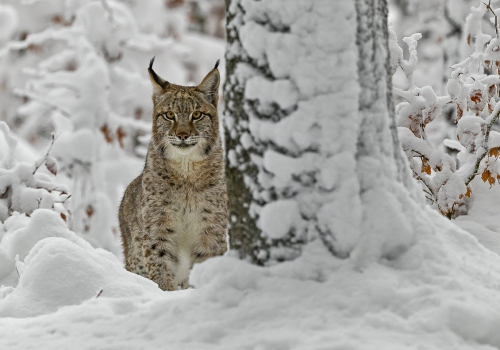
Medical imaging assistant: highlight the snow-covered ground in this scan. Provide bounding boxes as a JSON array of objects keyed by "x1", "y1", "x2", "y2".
[
  {"x1": 455, "y1": 178, "x2": 500, "y2": 255},
  {"x1": 1, "y1": 205, "x2": 500, "y2": 349}
]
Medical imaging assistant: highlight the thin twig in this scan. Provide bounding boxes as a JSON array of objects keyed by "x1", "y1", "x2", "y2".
[
  {"x1": 465, "y1": 108, "x2": 500, "y2": 185},
  {"x1": 100, "y1": 0, "x2": 114, "y2": 24},
  {"x1": 485, "y1": 0, "x2": 499, "y2": 37},
  {"x1": 61, "y1": 194, "x2": 72, "y2": 203},
  {"x1": 13, "y1": 89, "x2": 72, "y2": 118},
  {"x1": 412, "y1": 169, "x2": 437, "y2": 199},
  {"x1": 33, "y1": 133, "x2": 57, "y2": 174},
  {"x1": 42, "y1": 83, "x2": 80, "y2": 97}
]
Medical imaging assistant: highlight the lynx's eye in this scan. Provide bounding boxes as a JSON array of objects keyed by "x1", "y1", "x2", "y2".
[
  {"x1": 164, "y1": 111, "x2": 175, "y2": 120},
  {"x1": 192, "y1": 111, "x2": 202, "y2": 120}
]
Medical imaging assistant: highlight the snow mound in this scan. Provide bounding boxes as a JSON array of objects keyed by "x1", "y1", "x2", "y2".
[
  {"x1": 453, "y1": 177, "x2": 500, "y2": 256},
  {"x1": 0, "y1": 210, "x2": 90, "y2": 286},
  {"x1": 0, "y1": 235, "x2": 162, "y2": 318},
  {"x1": 1, "y1": 212, "x2": 500, "y2": 348},
  {"x1": 0, "y1": 209, "x2": 163, "y2": 318},
  {"x1": 454, "y1": 220, "x2": 500, "y2": 256},
  {"x1": 2, "y1": 210, "x2": 91, "y2": 263}
]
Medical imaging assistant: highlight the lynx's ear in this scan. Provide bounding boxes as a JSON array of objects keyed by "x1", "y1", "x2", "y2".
[
  {"x1": 148, "y1": 57, "x2": 169, "y2": 98},
  {"x1": 197, "y1": 60, "x2": 220, "y2": 107}
]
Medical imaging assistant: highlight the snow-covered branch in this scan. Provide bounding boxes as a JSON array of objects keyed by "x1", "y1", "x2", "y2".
[
  {"x1": 0, "y1": 122, "x2": 69, "y2": 222},
  {"x1": 395, "y1": 1, "x2": 500, "y2": 218}
]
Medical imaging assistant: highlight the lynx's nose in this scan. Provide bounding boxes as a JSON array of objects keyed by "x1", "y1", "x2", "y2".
[{"x1": 177, "y1": 132, "x2": 190, "y2": 141}]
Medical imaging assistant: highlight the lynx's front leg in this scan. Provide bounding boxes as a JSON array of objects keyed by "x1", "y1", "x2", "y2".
[
  {"x1": 142, "y1": 230, "x2": 179, "y2": 291},
  {"x1": 193, "y1": 209, "x2": 228, "y2": 262}
]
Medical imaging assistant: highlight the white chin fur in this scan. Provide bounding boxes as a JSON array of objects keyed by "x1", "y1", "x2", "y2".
[
  {"x1": 173, "y1": 146, "x2": 195, "y2": 156},
  {"x1": 166, "y1": 144, "x2": 204, "y2": 163}
]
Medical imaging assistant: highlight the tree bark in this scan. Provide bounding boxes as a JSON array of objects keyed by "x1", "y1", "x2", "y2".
[
  {"x1": 224, "y1": 0, "x2": 295, "y2": 264},
  {"x1": 224, "y1": 0, "x2": 428, "y2": 265}
]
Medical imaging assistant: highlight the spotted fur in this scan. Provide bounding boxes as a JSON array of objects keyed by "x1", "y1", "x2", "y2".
[{"x1": 119, "y1": 59, "x2": 228, "y2": 291}]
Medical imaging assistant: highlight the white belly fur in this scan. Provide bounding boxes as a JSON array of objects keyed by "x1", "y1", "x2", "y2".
[
  {"x1": 172, "y1": 208, "x2": 204, "y2": 287},
  {"x1": 173, "y1": 249, "x2": 192, "y2": 287}
]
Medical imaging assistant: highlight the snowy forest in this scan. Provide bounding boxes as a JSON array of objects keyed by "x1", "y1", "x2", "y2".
[{"x1": 2, "y1": 0, "x2": 500, "y2": 348}]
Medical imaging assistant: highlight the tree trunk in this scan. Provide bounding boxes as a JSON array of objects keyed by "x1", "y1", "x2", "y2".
[{"x1": 224, "y1": 0, "x2": 429, "y2": 265}]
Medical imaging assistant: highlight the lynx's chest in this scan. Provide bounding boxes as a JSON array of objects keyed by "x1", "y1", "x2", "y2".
[
  {"x1": 169, "y1": 188, "x2": 206, "y2": 285},
  {"x1": 173, "y1": 198, "x2": 205, "y2": 241}
]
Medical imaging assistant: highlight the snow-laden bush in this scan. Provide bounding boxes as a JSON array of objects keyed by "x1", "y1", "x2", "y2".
[
  {"x1": 394, "y1": 2, "x2": 500, "y2": 218},
  {"x1": 0, "y1": 121, "x2": 72, "y2": 287},
  {"x1": 0, "y1": 121, "x2": 68, "y2": 223}
]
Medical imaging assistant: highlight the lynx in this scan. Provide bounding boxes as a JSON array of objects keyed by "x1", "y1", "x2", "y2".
[{"x1": 119, "y1": 58, "x2": 228, "y2": 291}]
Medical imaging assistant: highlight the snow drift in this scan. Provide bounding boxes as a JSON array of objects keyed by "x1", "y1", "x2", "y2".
[{"x1": 1, "y1": 208, "x2": 500, "y2": 349}]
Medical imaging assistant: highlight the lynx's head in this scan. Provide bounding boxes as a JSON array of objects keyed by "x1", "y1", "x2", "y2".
[{"x1": 148, "y1": 57, "x2": 221, "y2": 161}]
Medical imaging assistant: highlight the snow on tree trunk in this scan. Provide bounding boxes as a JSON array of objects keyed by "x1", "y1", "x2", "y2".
[{"x1": 224, "y1": 0, "x2": 431, "y2": 265}]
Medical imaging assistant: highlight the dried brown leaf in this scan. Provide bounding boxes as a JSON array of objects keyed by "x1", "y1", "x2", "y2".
[
  {"x1": 482, "y1": 169, "x2": 491, "y2": 183},
  {"x1": 116, "y1": 127, "x2": 126, "y2": 149},
  {"x1": 45, "y1": 156, "x2": 58, "y2": 176},
  {"x1": 465, "y1": 187, "x2": 472, "y2": 198},
  {"x1": 100, "y1": 124, "x2": 113, "y2": 143},
  {"x1": 490, "y1": 147, "x2": 499, "y2": 158},
  {"x1": 85, "y1": 204, "x2": 94, "y2": 218},
  {"x1": 470, "y1": 93, "x2": 482, "y2": 104},
  {"x1": 421, "y1": 159, "x2": 431, "y2": 175},
  {"x1": 456, "y1": 105, "x2": 463, "y2": 122}
]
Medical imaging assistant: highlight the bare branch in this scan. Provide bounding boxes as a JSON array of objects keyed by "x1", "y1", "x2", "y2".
[
  {"x1": 33, "y1": 133, "x2": 58, "y2": 175},
  {"x1": 13, "y1": 88, "x2": 72, "y2": 118},
  {"x1": 465, "y1": 108, "x2": 500, "y2": 186}
]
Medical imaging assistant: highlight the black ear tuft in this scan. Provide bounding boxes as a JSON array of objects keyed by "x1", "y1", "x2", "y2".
[
  {"x1": 148, "y1": 56, "x2": 169, "y2": 91},
  {"x1": 214, "y1": 59, "x2": 220, "y2": 70},
  {"x1": 197, "y1": 67, "x2": 220, "y2": 107}
]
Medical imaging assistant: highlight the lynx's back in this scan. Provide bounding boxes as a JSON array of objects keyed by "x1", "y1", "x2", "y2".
[{"x1": 119, "y1": 59, "x2": 228, "y2": 291}]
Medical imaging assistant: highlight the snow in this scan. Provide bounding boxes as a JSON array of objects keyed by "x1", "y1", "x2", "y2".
[
  {"x1": 75, "y1": 1, "x2": 138, "y2": 61},
  {"x1": 258, "y1": 200, "x2": 302, "y2": 239},
  {"x1": 51, "y1": 129, "x2": 95, "y2": 163},
  {"x1": 388, "y1": 26, "x2": 403, "y2": 76},
  {"x1": 2, "y1": 0, "x2": 500, "y2": 349},
  {"x1": 0, "y1": 210, "x2": 86, "y2": 285},
  {"x1": 0, "y1": 122, "x2": 70, "y2": 224},
  {"x1": 263, "y1": 150, "x2": 318, "y2": 187},
  {"x1": 0, "y1": 5, "x2": 18, "y2": 44},
  {"x1": 245, "y1": 77, "x2": 299, "y2": 110},
  {"x1": 226, "y1": 0, "x2": 365, "y2": 259},
  {"x1": 0, "y1": 236, "x2": 162, "y2": 318},
  {"x1": 316, "y1": 181, "x2": 362, "y2": 256},
  {"x1": 248, "y1": 102, "x2": 318, "y2": 153},
  {"x1": 457, "y1": 115, "x2": 485, "y2": 150},
  {"x1": 1, "y1": 208, "x2": 500, "y2": 348},
  {"x1": 455, "y1": 176, "x2": 500, "y2": 252},
  {"x1": 0, "y1": 134, "x2": 37, "y2": 165},
  {"x1": 455, "y1": 220, "x2": 500, "y2": 255}
]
